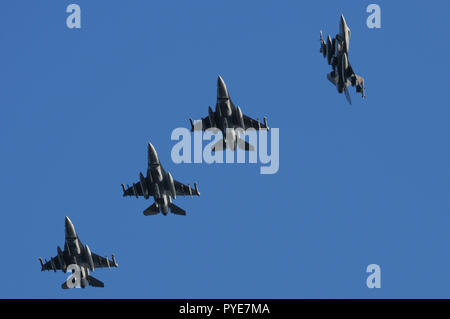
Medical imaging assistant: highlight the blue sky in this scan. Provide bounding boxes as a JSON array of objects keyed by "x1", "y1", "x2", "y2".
[{"x1": 0, "y1": 1, "x2": 449, "y2": 298}]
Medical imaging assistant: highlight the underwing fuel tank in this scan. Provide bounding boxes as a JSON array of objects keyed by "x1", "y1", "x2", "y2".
[
  {"x1": 327, "y1": 35, "x2": 333, "y2": 64},
  {"x1": 57, "y1": 246, "x2": 66, "y2": 272},
  {"x1": 167, "y1": 172, "x2": 176, "y2": 199},
  {"x1": 320, "y1": 30, "x2": 326, "y2": 57},
  {"x1": 341, "y1": 52, "x2": 349, "y2": 84},
  {"x1": 85, "y1": 245, "x2": 95, "y2": 272},
  {"x1": 139, "y1": 172, "x2": 149, "y2": 199},
  {"x1": 236, "y1": 106, "x2": 245, "y2": 128}
]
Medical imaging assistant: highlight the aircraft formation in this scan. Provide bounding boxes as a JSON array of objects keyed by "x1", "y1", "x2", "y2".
[{"x1": 39, "y1": 14, "x2": 365, "y2": 289}]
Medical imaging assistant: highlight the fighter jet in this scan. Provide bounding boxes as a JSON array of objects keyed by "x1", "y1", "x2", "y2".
[
  {"x1": 121, "y1": 142, "x2": 200, "y2": 216},
  {"x1": 189, "y1": 76, "x2": 269, "y2": 152},
  {"x1": 39, "y1": 216, "x2": 118, "y2": 289},
  {"x1": 320, "y1": 14, "x2": 365, "y2": 104}
]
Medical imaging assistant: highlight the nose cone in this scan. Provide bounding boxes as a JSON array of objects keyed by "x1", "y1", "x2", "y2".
[
  {"x1": 339, "y1": 14, "x2": 350, "y2": 52},
  {"x1": 217, "y1": 75, "x2": 229, "y2": 99},
  {"x1": 339, "y1": 14, "x2": 348, "y2": 35},
  {"x1": 148, "y1": 142, "x2": 159, "y2": 164},
  {"x1": 340, "y1": 14, "x2": 347, "y2": 28},
  {"x1": 65, "y1": 216, "x2": 77, "y2": 238}
]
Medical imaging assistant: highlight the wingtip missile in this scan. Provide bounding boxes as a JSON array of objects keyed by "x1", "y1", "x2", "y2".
[
  {"x1": 39, "y1": 258, "x2": 44, "y2": 270},
  {"x1": 263, "y1": 117, "x2": 269, "y2": 130},
  {"x1": 111, "y1": 254, "x2": 118, "y2": 267},
  {"x1": 50, "y1": 258, "x2": 56, "y2": 272},
  {"x1": 194, "y1": 182, "x2": 200, "y2": 196},
  {"x1": 121, "y1": 183, "x2": 126, "y2": 196}
]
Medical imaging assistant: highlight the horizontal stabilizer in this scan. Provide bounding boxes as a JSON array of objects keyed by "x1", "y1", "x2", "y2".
[
  {"x1": 87, "y1": 275, "x2": 104, "y2": 288},
  {"x1": 143, "y1": 203, "x2": 160, "y2": 216},
  {"x1": 211, "y1": 139, "x2": 225, "y2": 153},
  {"x1": 169, "y1": 203, "x2": 186, "y2": 216},
  {"x1": 61, "y1": 279, "x2": 77, "y2": 289},
  {"x1": 327, "y1": 72, "x2": 338, "y2": 86},
  {"x1": 237, "y1": 138, "x2": 255, "y2": 151}
]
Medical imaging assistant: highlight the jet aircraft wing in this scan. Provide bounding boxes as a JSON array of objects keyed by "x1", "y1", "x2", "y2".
[
  {"x1": 191, "y1": 116, "x2": 216, "y2": 132},
  {"x1": 174, "y1": 179, "x2": 199, "y2": 197},
  {"x1": 200, "y1": 116, "x2": 216, "y2": 130},
  {"x1": 122, "y1": 183, "x2": 144, "y2": 197},
  {"x1": 242, "y1": 114, "x2": 269, "y2": 131},
  {"x1": 40, "y1": 256, "x2": 62, "y2": 272},
  {"x1": 91, "y1": 253, "x2": 117, "y2": 269},
  {"x1": 122, "y1": 182, "x2": 154, "y2": 198}
]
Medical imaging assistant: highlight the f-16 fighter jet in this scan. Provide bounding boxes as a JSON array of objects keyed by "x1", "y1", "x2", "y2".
[
  {"x1": 189, "y1": 76, "x2": 269, "y2": 152},
  {"x1": 320, "y1": 14, "x2": 365, "y2": 104},
  {"x1": 39, "y1": 216, "x2": 118, "y2": 289},
  {"x1": 121, "y1": 142, "x2": 200, "y2": 216}
]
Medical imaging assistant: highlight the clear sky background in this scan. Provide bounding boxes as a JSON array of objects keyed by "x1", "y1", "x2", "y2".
[{"x1": 0, "y1": 1, "x2": 449, "y2": 298}]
